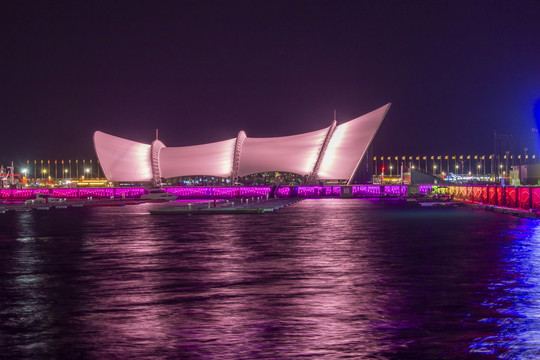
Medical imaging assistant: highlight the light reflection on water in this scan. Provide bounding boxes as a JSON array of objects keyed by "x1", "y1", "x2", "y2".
[
  {"x1": 470, "y1": 220, "x2": 540, "y2": 358},
  {"x1": 1, "y1": 199, "x2": 540, "y2": 358}
]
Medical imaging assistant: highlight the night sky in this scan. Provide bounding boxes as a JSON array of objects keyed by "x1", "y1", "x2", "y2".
[{"x1": 2, "y1": 0, "x2": 540, "y2": 166}]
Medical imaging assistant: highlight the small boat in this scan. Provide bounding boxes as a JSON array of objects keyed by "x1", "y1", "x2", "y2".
[
  {"x1": 141, "y1": 188, "x2": 178, "y2": 201},
  {"x1": 25, "y1": 193, "x2": 66, "y2": 205}
]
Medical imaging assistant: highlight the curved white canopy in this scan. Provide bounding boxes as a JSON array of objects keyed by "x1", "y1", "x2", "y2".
[
  {"x1": 238, "y1": 127, "x2": 329, "y2": 177},
  {"x1": 318, "y1": 104, "x2": 391, "y2": 181},
  {"x1": 94, "y1": 131, "x2": 152, "y2": 182},
  {"x1": 159, "y1": 139, "x2": 236, "y2": 179},
  {"x1": 94, "y1": 103, "x2": 390, "y2": 183}
]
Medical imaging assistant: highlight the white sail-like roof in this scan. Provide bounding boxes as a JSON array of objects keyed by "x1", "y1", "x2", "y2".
[
  {"x1": 94, "y1": 131, "x2": 153, "y2": 182},
  {"x1": 238, "y1": 128, "x2": 329, "y2": 177},
  {"x1": 318, "y1": 104, "x2": 391, "y2": 181},
  {"x1": 93, "y1": 104, "x2": 390, "y2": 183},
  {"x1": 159, "y1": 139, "x2": 236, "y2": 179}
]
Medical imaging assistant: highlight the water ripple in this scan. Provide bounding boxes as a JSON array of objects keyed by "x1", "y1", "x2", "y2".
[{"x1": 1, "y1": 199, "x2": 540, "y2": 358}]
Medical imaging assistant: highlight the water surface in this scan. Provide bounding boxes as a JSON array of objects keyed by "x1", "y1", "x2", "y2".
[{"x1": 1, "y1": 199, "x2": 540, "y2": 359}]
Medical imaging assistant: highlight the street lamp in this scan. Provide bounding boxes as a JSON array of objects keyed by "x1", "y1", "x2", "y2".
[
  {"x1": 433, "y1": 164, "x2": 437, "y2": 175},
  {"x1": 389, "y1": 165, "x2": 393, "y2": 176}
]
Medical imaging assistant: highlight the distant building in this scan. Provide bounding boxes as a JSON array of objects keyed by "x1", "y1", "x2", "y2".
[{"x1": 93, "y1": 104, "x2": 391, "y2": 185}]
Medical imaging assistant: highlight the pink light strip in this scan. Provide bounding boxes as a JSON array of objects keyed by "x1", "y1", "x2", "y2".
[{"x1": 0, "y1": 185, "x2": 431, "y2": 200}]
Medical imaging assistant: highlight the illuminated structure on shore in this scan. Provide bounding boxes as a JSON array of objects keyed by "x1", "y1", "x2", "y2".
[{"x1": 93, "y1": 104, "x2": 391, "y2": 185}]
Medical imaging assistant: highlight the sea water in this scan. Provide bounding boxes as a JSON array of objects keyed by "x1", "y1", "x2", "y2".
[{"x1": 1, "y1": 199, "x2": 539, "y2": 359}]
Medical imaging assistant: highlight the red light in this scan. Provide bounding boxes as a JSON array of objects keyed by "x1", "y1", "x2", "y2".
[{"x1": 381, "y1": 166, "x2": 386, "y2": 171}]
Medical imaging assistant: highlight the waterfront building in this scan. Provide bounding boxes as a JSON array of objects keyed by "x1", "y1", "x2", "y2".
[{"x1": 93, "y1": 104, "x2": 391, "y2": 186}]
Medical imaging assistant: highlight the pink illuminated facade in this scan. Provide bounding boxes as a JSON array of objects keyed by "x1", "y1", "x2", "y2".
[{"x1": 94, "y1": 104, "x2": 391, "y2": 185}]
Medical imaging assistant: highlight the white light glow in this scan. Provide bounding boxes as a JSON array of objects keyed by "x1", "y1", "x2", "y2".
[
  {"x1": 93, "y1": 131, "x2": 153, "y2": 182},
  {"x1": 160, "y1": 139, "x2": 236, "y2": 178},
  {"x1": 319, "y1": 104, "x2": 390, "y2": 181},
  {"x1": 238, "y1": 128, "x2": 328, "y2": 177}
]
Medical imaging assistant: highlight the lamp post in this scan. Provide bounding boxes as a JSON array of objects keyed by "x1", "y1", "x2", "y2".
[{"x1": 433, "y1": 164, "x2": 437, "y2": 176}]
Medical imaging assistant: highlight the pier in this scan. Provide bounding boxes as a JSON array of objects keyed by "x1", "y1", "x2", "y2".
[
  {"x1": 149, "y1": 198, "x2": 303, "y2": 215},
  {"x1": 0, "y1": 185, "x2": 432, "y2": 201}
]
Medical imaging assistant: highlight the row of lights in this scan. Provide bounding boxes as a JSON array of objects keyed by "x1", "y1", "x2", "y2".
[
  {"x1": 375, "y1": 154, "x2": 525, "y2": 176},
  {"x1": 374, "y1": 154, "x2": 536, "y2": 161},
  {"x1": 21, "y1": 168, "x2": 91, "y2": 175}
]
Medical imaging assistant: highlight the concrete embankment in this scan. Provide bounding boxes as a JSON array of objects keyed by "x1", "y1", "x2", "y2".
[
  {"x1": 446, "y1": 185, "x2": 540, "y2": 219},
  {"x1": 0, "y1": 198, "x2": 143, "y2": 213},
  {"x1": 149, "y1": 198, "x2": 303, "y2": 215},
  {"x1": 457, "y1": 201, "x2": 539, "y2": 219}
]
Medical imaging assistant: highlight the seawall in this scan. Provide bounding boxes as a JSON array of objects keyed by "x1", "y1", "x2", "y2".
[
  {"x1": 0, "y1": 185, "x2": 433, "y2": 200},
  {"x1": 448, "y1": 185, "x2": 540, "y2": 212}
]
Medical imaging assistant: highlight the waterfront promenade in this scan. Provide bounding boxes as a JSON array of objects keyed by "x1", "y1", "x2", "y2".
[
  {"x1": 3, "y1": 184, "x2": 540, "y2": 219},
  {"x1": 0, "y1": 185, "x2": 433, "y2": 201}
]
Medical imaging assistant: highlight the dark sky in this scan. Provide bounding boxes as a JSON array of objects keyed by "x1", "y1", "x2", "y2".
[{"x1": 2, "y1": 0, "x2": 540, "y2": 165}]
